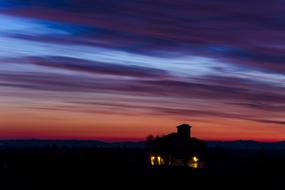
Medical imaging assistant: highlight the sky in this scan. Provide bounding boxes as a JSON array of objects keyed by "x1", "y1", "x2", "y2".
[{"x1": 0, "y1": 0, "x2": 285, "y2": 142}]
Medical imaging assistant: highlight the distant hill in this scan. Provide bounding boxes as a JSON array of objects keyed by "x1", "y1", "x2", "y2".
[
  {"x1": 0, "y1": 140, "x2": 285, "y2": 150},
  {"x1": 207, "y1": 140, "x2": 285, "y2": 150}
]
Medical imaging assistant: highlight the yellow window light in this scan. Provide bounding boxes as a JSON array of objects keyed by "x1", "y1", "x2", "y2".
[
  {"x1": 150, "y1": 155, "x2": 165, "y2": 166},
  {"x1": 157, "y1": 156, "x2": 161, "y2": 165},
  {"x1": 192, "y1": 156, "x2": 199, "y2": 162},
  {"x1": 150, "y1": 156, "x2": 155, "y2": 166},
  {"x1": 192, "y1": 162, "x2": 198, "y2": 169}
]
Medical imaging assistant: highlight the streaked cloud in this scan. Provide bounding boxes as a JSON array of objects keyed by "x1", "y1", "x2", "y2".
[{"x1": 0, "y1": 0, "x2": 285, "y2": 141}]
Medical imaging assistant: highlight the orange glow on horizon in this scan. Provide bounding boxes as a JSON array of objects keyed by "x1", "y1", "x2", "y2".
[{"x1": 1, "y1": 104, "x2": 285, "y2": 142}]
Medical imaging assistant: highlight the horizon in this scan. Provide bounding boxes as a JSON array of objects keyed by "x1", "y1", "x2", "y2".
[
  {"x1": 0, "y1": 139, "x2": 283, "y2": 143},
  {"x1": 1, "y1": 1, "x2": 285, "y2": 142},
  {"x1": 0, "y1": 137, "x2": 284, "y2": 143},
  {"x1": 0, "y1": 130, "x2": 283, "y2": 143}
]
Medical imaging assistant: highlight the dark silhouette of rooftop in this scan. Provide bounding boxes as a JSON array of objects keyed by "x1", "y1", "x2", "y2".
[
  {"x1": 177, "y1": 123, "x2": 192, "y2": 140},
  {"x1": 146, "y1": 123, "x2": 207, "y2": 168}
]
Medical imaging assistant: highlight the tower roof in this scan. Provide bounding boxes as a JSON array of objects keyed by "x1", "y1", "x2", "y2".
[{"x1": 176, "y1": 123, "x2": 192, "y2": 129}]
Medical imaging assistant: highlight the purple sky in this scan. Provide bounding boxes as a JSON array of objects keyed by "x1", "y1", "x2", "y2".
[{"x1": 0, "y1": 0, "x2": 285, "y2": 141}]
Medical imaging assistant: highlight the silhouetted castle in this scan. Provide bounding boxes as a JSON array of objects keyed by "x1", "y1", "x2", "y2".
[{"x1": 146, "y1": 124, "x2": 207, "y2": 168}]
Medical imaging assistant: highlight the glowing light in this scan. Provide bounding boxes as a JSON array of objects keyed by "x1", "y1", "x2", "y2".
[
  {"x1": 150, "y1": 156, "x2": 155, "y2": 166},
  {"x1": 192, "y1": 156, "x2": 199, "y2": 162},
  {"x1": 150, "y1": 155, "x2": 164, "y2": 166},
  {"x1": 192, "y1": 162, "x2": 198, "y2": 169},
  {"x1": 157, "y1": 156, "x2": 161, "y2": 165}
]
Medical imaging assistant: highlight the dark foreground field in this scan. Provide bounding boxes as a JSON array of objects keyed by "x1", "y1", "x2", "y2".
[{"x1": 0, "y1": 145, "x2": 284, "y2": 188}]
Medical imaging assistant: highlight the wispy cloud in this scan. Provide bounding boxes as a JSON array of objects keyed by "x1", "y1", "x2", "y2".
[{"x1": 0, "y1": 0, "x2": 285, "y2": 140}]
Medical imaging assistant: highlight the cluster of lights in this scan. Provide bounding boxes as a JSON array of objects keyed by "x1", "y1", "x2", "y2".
[
  {"x1": 191, "y1": 155, "x2": 199, "y2": 169},
  {"x1": 150, "y1": 155, "x2": 164, "y2": 166},
  {"x1": 150, "y1": 155, "x2": 200, "y2": 168}
]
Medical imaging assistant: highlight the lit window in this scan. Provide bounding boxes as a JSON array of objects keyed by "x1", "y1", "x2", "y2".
[
  {"x1": 150, "y1": 156, "x2": 155, "y2": 166},
  {"x1": 192, "y1": 156, "x2": 199, "y2": 162},
  {"x1": 150, "y1": 155, "x2": 165, "y2": 166},
  {"x1": 157, "y1": 156, "x2": 162, "y2": 165},
  {"x1": 192, "y1": 162, "x2": 198, "y2": 169}
]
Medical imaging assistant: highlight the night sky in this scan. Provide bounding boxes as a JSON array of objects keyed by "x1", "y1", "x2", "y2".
[{"x1": 1, "y1": 0, "x2": 285, "y2": 141}]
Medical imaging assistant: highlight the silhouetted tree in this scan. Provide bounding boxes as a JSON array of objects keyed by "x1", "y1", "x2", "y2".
[{"x1": 145, "y1": 135, "x2": 154, "y2": 150}]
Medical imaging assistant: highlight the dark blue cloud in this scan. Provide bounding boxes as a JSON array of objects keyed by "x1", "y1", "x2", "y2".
[
  {"x1": 2, "y1": 0, "x2": 285, "y2": 72},
  {"x1": 17, "y1": 56, "x2": 171, "y2": 78}
]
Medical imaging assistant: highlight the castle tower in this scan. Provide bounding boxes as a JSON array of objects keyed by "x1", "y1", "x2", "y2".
[{"x1": 177, "y1": 123, "x2": 192, "y2": 140}]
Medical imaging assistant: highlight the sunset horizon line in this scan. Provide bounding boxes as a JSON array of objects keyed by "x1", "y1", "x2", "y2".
[{"x1": 0, "y1": 137, "x2": 283, "y2": 143}]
